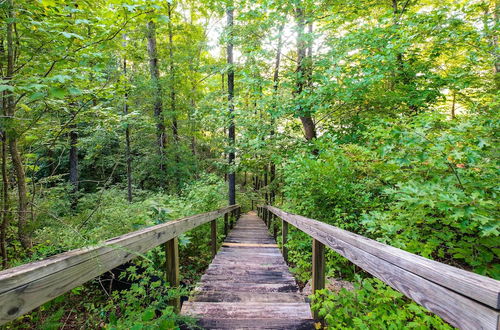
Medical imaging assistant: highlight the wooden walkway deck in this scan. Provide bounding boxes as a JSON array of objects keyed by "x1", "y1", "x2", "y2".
[{"x1": 181, "y1": 211, "x2": 314, "y2": 329}]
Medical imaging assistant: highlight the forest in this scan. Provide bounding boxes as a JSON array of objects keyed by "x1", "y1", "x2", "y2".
[{"x1": 0, "y1": 0, "x2": 498, "y2": 328}]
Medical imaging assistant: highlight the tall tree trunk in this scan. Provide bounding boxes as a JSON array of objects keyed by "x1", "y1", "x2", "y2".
[
  {"x1": 69, "y1": 110, "x2": 78, "y2": 190},
  {"x1": 6, "y1": 0, "x2": 30, "y2": 249},
  {"x1": 269, "y1": 24, "x2": 284, "y2": 205},
  {"x1": 123, "y1": 35, "x2": 132, "y2": 202},
  {"x1": 392, "y1": 0, "x2": 417, "y2": 114},
  {"x1": 0, "y1": 124, "x2": 10, "y2": 268},
  {"x1": 488, "y1": 0, "x2": 499, "y2": 89},
  {"x1": 494, "y1": 0, "x2": 499, "y2": 76},
  {"x1": 263, "y1": 165, "x2": 268, "y2": 204},
  {"x1": 0, "y1": 37, "x2": 9, "y2": 268},
  {"x1": 451, "y1": 91, "x2": 456, "y2": 119},
  {"x1": 227, "y1": 2, "x2": 236, "y2": 206},
  {"x1": 295, "y1": 4, "x2": 317, "y2": 145},
  {"x1": 147, "y1": 21, "x2": 166, "y2": 168},
  {"x1": 69, "y1": 118, "x2": 78, "y2": 207},
  {"x1": 167, "y1": 3, "x2": 179, "y2": 144}
]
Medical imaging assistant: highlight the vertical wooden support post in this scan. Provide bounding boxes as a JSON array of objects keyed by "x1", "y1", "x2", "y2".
[
  {"x1": 165, "y1": 237, "x2": 180, "y2": 312},
  {"x1": 252, "y1": 200, "x2": 254, "y2": 210},
  {"x1": 224, "y1": 213, "x2": 229, "y2": 236},
  {"x1": 273, "y1": 215, "x2": 278, "y2": 239},
  {"x1": 267, "y1": 210, "x2": 271, "y2": 229},
  {"x1": 230, "y1": 210, "x2": 235, "y2": 229},
  {"x1": 312, "y1": 238, "x2": 326, "y2": 319},
  {"x1": 211, "y1": 219, "x2": 217, "y2": 257},
  {"x1": 282, "y1": 219, "x2": 288, "y2": 263}
]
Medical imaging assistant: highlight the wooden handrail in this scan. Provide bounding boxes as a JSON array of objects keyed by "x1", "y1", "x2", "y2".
[
  {"x1": 0, "y1": 204, "x2": 240, "y2": 325},
  {"x1": 258, "y1": 205, "x2": 500, "y2": 330}
]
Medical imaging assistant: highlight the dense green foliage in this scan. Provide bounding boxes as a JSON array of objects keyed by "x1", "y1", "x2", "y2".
[
  {"x1": 311, "y1": 277, "x2": 453, "y2": 329},
  {"x1": 0, "y1": 0, "x2": 498, "y2": 328}
]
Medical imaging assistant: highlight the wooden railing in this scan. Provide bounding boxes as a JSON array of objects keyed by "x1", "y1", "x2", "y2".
[
  {"x1": 0, "y1": 205, "x2": 240, "y2": 325},
  {"x1": 258, "y1": 205, "x2": 500, "y2": 330}
]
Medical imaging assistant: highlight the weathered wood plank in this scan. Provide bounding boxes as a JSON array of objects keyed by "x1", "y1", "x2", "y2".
[
  {"x1": 182, "y1": 302, "x2": 312, "y2": 319},
  {"x1": 264, "y1": 206, "x2": 500, "y2": 330},
  {"x1": 165, "y1": 237, "x2": 180, "y2": 311},
  {"x1": 0, "y1": 205, "x2": 239, "y2": 325},
  {"x1": 211, "y1": 219, "x2": 217, "y2": 257},
  {"x1": 197, "y1": 318, "x2": 314, "y2": 330},
  {"x1": 181, "y1": 212, "x2": 313, "y2": 329},
  {"x1": 191, "y1": 291, "x2": 308, "y2": 303},
  {"x1": 282, "y1": 219, "x2": 289, "y2": 263},
  {"x1": 312, "y1": 238, "x2": 325, "y2": 320},
  {"x1": 222, "y1": 242, "x2": 279, "y2": 248}
]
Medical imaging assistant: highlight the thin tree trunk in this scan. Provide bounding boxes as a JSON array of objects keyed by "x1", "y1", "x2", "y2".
[
  {"x1": 123, "y1": 35, "x2": 132, "y2": 202},
  {"x1": 0, "y1": 37, "x2": 9, "y2": 268},
  {"x1": 69, "y1": 114, "x2": 78, "y2": 189},
  {"x1": 269, "y1": 24, "x2": 284, "y2": 205},
  {"x1": 147, "y1": 21, "x2": 166, "y2": 168},
  {"x1": 392, "y1": 0, "x2": 418, "y2": 114},
  {"x1": 6, "y1": 0, "x2": 30, "y2": 249},
  {"x1": 69, "y1": 118, "x2": 78, "y2": 207},
  {"x1": 227, "y1": 2, "x2": 236, "y2": 206},
  {"x1": 263, "y1": 165, "x2": 268, "y2": 204},
  {"x1": 495, "y1": 0, "x2": 499, "y2": 75},
  {"x1": 451, "y1": 91, "x2": 456, "y2": 119},
  {"x1": 0, "y1": 127, "x2": 9, "y2": 268},
  {"x1": 167, "y1": 3, "x2": 179, "y2": 144}
]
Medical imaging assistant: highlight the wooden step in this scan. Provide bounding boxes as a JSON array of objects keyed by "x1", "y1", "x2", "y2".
[
  {"x1": 180, "y1": 212, "x2": 313, "y2": 329},
  {"x1": 195, "y1": 318, "x2": 315, "y2": 330},
  {"x1": 182, "y1": 302, "x2": 312, "y2": 319},
  {"x1": 190, "y1": 291, "x2": 308, "y2": 303}
]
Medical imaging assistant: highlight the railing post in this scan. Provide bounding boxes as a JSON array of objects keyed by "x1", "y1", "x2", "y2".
[
  {"x1": 282, "y1": 219, "x2": 288, "y2": 263},
  {"x1": 165, "y1": 237, "x2": 180, "y2": 312},
  {"x1": 267, "y1": 210, "x2": 271, "y2": 229},
  {"x1": 230, "y1": 210, "x2": 235, "y2": 229},
  {"x1": 224, "y1": 213, "x2": 229, "y2": 236},
  {"x1": 273, "y1": 214, "x2": 278, "y2": 239},
  {"x1": 312, "y1": 238, "x2": 325, "y2": 319},
  {"x1": 211, "y1": 219, "x2": 217, "y2": 257}
]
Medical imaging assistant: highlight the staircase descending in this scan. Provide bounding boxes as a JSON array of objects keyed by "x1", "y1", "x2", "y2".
[{"x1": 181, "y1": 211, "x2": 314, "y2": 329}]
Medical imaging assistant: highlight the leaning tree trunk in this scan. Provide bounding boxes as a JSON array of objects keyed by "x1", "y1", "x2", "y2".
[
  {"x1": 227, "y1": 2, "x2": 236, "y2": 206},
  {"x1": 147, "y1": 21, "x2": 166, "y2": 168},
  {"x1": 6, "y1": 0, "x2": 30, "y2": 250}
]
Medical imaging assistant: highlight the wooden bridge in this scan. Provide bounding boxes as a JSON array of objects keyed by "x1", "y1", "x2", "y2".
[
  {"x1": 181, "y1": 211, "x2": 313, "y2": 329},
  {"x1": 0, "y1": 204, "x2": 499, "y2": 329}
]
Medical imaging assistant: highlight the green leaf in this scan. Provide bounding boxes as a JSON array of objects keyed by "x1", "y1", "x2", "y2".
[
  {"x1": 68, "y1": 87, "x2": 82, "y2": 96},
  {"x1": 141, "y1": 308, "x2": 155, "y2": 322},
  {"x1": 49, "y1": 87, "x2": 67, "y2": 99},
  {"x1": 60, "y1": 31, "x2": 84, "y2": 40},
  {"x1": 28, "y1": 92, "x2": 45, "y2": 101},
  {"x1": 0, "y1": 85, "x2": 14, "y2": 92}
]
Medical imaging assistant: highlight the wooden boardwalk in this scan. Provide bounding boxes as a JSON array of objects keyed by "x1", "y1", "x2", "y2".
[{"x1": 181, "y1": 211, "x2": 314, "y2": 329}]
